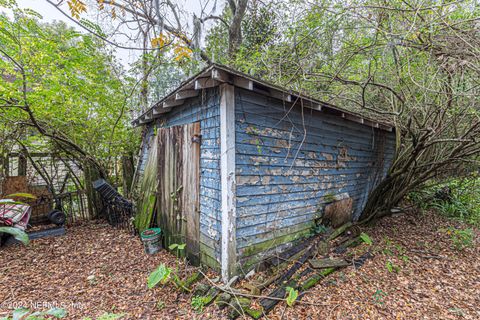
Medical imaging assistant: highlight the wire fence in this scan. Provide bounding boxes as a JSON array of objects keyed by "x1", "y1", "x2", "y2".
[{"x1": 29, "y1": 190, "x2": 91, "y2": 226}]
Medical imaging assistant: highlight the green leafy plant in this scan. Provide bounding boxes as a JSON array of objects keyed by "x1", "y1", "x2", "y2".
[
  {"x1": 5, "y1": 193, "x2": 37, "y2": 199},
  {"x1": 147, "y1": 263, "x2": 172, "y2": 289},
  {"x1": 147, "y1": 243, "x2": 191, "y2": 291},
  {"x1": 156, "y1": 300, "x2": 165, "y2": 311},
  {"x1": 285, "y1": 287, "x2": 299, "y2": 307},
  {"x1": 385, "y1": 260, "x2": 400, "y2": 273},
  {"x1": 168, "y1": 243, "x2": 186, "y2": 251},
  {"x1": 446, "y1": 228, "x2": 474, "y2": 250},
  {"x1": 0, "y1": 6, "x2": 139, "y2": 210},
  {"x1": 372, "y1": 289, "x2": 387, "y2": 305},
  {"x1": 359, "y1": 232, "x2": 373, "y2": 245},
  {"x1": 409, "y1": 175, "x2": 480, "y2": 226},
  {"x1": 191, "y1": 296, "x2": 206, "y2": 313},
  {"x1": 313, "y1": 224, "x2": 328, "y2": 235},
  {"x1": 96, "y1": 313, "x2": 125, "y2": 320}
]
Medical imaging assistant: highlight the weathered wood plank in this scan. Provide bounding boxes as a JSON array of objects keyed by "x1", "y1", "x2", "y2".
[
  {"x1": 235, "y1": 88, "x2": 393, "y2": 133},
  {"x1": 233, "y1": 76, "x2": 253, "y2": 90},
  {"x1": 176, "y1": 90, "x2": 199, "y2": 100},
  {"x1": 137, "y1": 91, "x2": 223, "y2": 270},
  {"x1": 220, "y1": 83, "x2": 237, "y2": 282},
  {"x1": 234, "y1": 88, "x2": 395, "y2": 264},
  {"x1": 309, "y1": 258, "x2": 350, "y2": 269},
  {"x1": 184, "y1": 122, "x2": 201, "y2": 265},
  {"x1": 235, "y1": 120, "x2": 395, "y2": 153},
  {"x1": 195, "y1": 77, "x2": 219, "y2": 89}
]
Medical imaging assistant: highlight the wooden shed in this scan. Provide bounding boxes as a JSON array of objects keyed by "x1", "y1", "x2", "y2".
[{"x1": 132, "y1": 64, "x2": 396, "y2": 282}]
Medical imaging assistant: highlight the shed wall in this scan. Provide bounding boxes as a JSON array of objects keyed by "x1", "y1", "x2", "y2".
[
  {"x1": 136, "y1": 89, "x2": 222, "y2": 269},
  {"x1": 234, "y1": 89, "x2": 396, "y2": 267}
]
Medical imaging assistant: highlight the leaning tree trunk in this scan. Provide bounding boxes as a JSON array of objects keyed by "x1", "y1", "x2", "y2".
[
  {"x1": 121, "y1": 153, "x2": 135, "y2": 197},
  {"x1": 359, "y1": 174, "x2": 410, "y2": 222},
  {"x1": 84, "y1": 161, "x2": 104, "y2": 219}
]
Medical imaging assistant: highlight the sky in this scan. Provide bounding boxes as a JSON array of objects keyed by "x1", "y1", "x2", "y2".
[{"x1": 14, "y1": 0, "x2": 219, "y2": 68}]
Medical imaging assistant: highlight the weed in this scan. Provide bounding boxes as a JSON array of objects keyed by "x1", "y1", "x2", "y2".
[
  {"x1": 191, "y1": 296, "x2": 206, "y2": 313},
  {"x1": 359, "y1": 232, "x2": 373, "y2": 245},
  {"x1": 382, "y1": 247, "x2": 394, "y2": 256},
  {"x1": 372, "y1": 289, "x2": 387, "y2": 305},
  {"x1": 156, "y1": 300, "x2": 165, "y2": 311},
  {"x1": 381, "y1": 240, "x2": 409, "y2": 266},
  {"x1": 386, "y1": 260, "x2": 400, "y2": 273},
  {"x1": 448, "y1": 308, "x2": 465, "y2": 316},
  {"x1": 147, "y1": 243, "x2": 187, "y2": 290},
  {"x1": 312, "y1": 224, "x2": 328, "y2": 235},
  {"x1": 147, "y1": 264, "x2": 172, "y2": 288},
  {"x1": 409, "y1": 174, "x2": 480, "y2": 226},
  {"x1": 285, "y1": 287, "x2": 299, "y2": 307},
  {"x1": 95, "y1": 313, "x2": 125, "y2": 320},
  {"x1": 445, "y1": 227, "x2": 474, "y2": 250}
]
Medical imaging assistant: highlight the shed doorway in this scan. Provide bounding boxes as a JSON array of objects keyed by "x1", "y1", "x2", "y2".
[{"x1": 156, "y1": 122, "x2": 201, "y2": 265}]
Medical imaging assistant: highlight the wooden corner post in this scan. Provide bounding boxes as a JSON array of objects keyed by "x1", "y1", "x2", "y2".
[{"x1": 220, "y1": 83, "x2": 237, "y2": 283}]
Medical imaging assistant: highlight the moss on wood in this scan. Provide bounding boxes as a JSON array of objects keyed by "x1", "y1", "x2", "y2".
[
  {"x1": 202, "y1": 286, "x2": 220, "y2": 306},
  {"x1": 240, "y1": 227, "x2": 313, "y2": 271},
  {"x1": 134, "y1": 134, "x2": 159, "y2": 232},
  {"x1": 228, "y1": 297, "x2": 252, "y2": 319},
  {"x1": 299, "y1": 267, "x2": 336, "y2": 291},
  {"x1": 215, "y1": 292, "x2": 232, "y2": 309},
  {"x1": 199, "y1": 243, "x2": 220, "y2": 271},
  {"x1": 177, "y1": 271, "x2": 204, "y2": 293}
]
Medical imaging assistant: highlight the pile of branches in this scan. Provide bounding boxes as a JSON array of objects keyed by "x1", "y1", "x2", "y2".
[{"x1": 179, "y1": 224, "x2": 372, "y2": 319}]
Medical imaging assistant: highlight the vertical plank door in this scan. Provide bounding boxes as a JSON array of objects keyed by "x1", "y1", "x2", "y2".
[{"x1": 156, "y1": 122, "x2": 201, "y2": 265}]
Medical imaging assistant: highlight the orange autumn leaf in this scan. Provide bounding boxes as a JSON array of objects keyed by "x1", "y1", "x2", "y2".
[
  {"x1": 151, "y1": 34, "x2": 168, "y2": 48},
  {"x1": 173, "y1": 46, "x2": 193, "y2": 61},
  {"x1": 67, "y1": 0, "x2": 87, "y2": 19}
]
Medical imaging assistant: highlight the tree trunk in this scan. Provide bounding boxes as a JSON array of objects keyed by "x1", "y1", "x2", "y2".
[
  {"x1": 228, "y1": 0, "x2": 248, "y2": 59},
  {"x1": 17, "y1": 151, "x2": 27, "y2": 176},
  {"x1": 0, "y1": 152, "x2": 7, "y2": 195},
  {"x1": 121, "y1": 153, "x2": 135, "y2": 196},
  {"x1": 140, "y1": 30, "x2": 150, "y2": 111},
  {"x1": 84, "y1": 161, "x2": 103, "y2": 219}
]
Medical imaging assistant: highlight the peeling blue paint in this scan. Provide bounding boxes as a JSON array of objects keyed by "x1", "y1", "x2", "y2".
[
  {"x1": 137, "y1": 85, "x2": 395, "y2": 272},
  {"x1": 137, "y1": 88, "x2": 222, "y2": 265},
  {"x1": 234, "y1": 88, "x2": 395, "y2": 257}
]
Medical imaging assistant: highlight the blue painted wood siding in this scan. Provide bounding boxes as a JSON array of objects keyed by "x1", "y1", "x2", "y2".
[
  {"x1": 138, "y1": 89, "x2": 222, "y2": 268},
  {"x1": 234, "y1": 89, "x2": 396, "y2": 262}
]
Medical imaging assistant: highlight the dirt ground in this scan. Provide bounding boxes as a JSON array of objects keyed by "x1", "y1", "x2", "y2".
[{"x1": 1, "y1": 211, "x2": 479, "y2": 319}]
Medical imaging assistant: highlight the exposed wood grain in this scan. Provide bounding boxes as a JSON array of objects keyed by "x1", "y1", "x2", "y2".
[
  {"x1": 220, "y1": 83, "x2": 237, "y2": 283},
  {"x1": 309, "y1": 258, "x2": 349, "y2": 269},
  {"x1": 234, "y1": 89, "x2": 396, "y2": 262},
  {"x1": 184, "y1": 122, "x2": 201, "y2": 265},
  {"x1": 157, "y1": 123, "x2": 201, "y2": 263}
]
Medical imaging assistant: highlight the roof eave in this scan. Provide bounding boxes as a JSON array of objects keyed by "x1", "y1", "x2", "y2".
[{"x1": 131, "y1": 64, "x2": 394, "y2": 132}]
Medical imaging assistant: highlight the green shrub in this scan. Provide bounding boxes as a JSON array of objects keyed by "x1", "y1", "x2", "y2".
[
  {"x1": 409, "y1": 174, "x2": 480, "y2": 226},
  {"x1": 446, "y1": 227, "x2": 474, "y2": 250}
]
